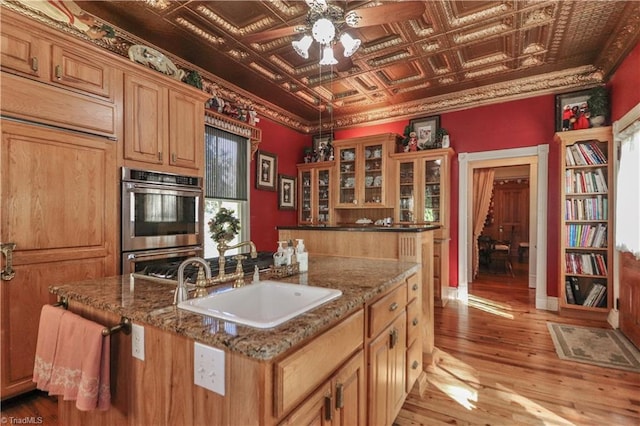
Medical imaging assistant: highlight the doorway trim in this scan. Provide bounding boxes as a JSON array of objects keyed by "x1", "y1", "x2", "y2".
[{"x1": 458, "y1": 145, "x2": 550, "y2": 310}]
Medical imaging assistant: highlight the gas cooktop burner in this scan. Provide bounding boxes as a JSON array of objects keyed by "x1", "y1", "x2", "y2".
[{"x1": 141, "y1": 251, "x2": 274, "y2": 283}]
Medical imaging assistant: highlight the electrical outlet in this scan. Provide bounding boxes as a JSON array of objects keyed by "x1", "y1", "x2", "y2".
[
  {"x1": 194, "y1": 342, "x2": 225, "y2": 396},
  {"x1": 131, "y1": 323, "x2": 145, "y2": 361}
]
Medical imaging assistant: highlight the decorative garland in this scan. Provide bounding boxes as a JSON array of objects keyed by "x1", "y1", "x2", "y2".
[{"x1": 208, "y1": 208, "x2": 240, "y2": 242}]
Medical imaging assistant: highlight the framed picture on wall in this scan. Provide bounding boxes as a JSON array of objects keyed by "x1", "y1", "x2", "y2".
[
  {"x1": 555, "y1": 89, "x2": 591, "y2": 132},
  {"x1": 409, "y1": 115, "x2": 440, "y2": 149},
  {"x1": 278, "y1": 175, "x2": 296, "y2": 210},
  {"x1": 255, "y1": 150, "x2": 277, "y2": 191}
]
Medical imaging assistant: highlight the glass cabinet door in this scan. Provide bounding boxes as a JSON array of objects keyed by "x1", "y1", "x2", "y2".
[
  {"x1": 363, "y1": 143, "x2": 383, "y2": 204},
  {"x1": 339, "y1": 147, "x2": 356, "y2": 204},
  {"x1": 299, "y1": 170, "x2": 313, "y2": 224},
  {"x1": 398, "y1": 161, "x2": 415, "y2": 222},
  {"x1": 423, "y1": 159, "x2": 441, "y2": 223},
  {"x1": 316, "y1": 169, "x2": 330, "y2": 224}
]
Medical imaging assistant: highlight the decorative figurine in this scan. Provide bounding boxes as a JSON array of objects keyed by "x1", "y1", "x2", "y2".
[{"x1": 408, "y1": 131, "x2": 418, "y2": 152}]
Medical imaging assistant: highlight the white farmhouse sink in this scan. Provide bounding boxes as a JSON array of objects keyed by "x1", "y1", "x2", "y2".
[{"x1": 177, "y1": 281, "x2": 342, "y2": 329}]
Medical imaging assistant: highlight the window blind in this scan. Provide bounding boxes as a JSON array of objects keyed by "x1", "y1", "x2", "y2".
[{"x1": 204, "y1": 126, "x2": 248, "y2": 200}]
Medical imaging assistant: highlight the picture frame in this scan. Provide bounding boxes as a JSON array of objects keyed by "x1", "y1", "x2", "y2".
[
  {"x1": 255, "y1": 150, "x2": 277, "y2": 191},
  {"x1": 278, "y1": 174, "x2": 296, "y2": 210},
  {"x1": 409, "y1": 115, "x2": 440, "y2": 149},
  {"x1": 555, "y1": 89, "x2": 591, "y2": 132},
  {"x1": 312, "y1": 133, "x2": 333, "y2": 153}
]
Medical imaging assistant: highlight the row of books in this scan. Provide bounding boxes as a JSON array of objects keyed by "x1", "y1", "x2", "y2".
[
  {"x1": 565, "y1": 168, "x2": 608, "y2": 194},
  {"x1": 565, "y1": 142, "x2": 607, "y2": 166},
  {"x1": 564, "y1": 196, "x2": 608, "y2": 220},
  {"x1": 565, "y1": 252, "x2": 608, "y2": 276},
  {"x1": 565, "y1": 223, "x2": 607, "y2": 248},
  {"x1": 565, "y1": 278, "x2": 607, "y2": 307}
]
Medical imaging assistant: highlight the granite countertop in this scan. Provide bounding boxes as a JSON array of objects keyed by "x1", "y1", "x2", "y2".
[
  {"x1": 50, "y1": 256, "x2": 419, "y2": 361},
  {"x1": 277, "y1": 224, "x2": 440, "y2": 232}
]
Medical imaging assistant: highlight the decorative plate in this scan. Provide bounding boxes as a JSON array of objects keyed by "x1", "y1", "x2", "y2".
[{"x1": 127, "y1": 44, "x2": 185, "y2": 81}]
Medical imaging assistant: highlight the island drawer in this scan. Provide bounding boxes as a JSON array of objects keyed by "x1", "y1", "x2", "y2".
[
  {"x1": 406, "y1": 273, "x2": 420, "y2": 302},
  {"x1": 406, "y1": 298, "x2": 420, "y2": 347},
  {"x1": 274, "y1": 308, "x2": 364, "y2": 418},
  {"x1": 368, "y1": 283, "x2": 407, "y2": 338}
]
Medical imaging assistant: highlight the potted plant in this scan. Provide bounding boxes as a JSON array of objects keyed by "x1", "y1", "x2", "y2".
[
  {"x1": 435, "y1": 128, "x2": 449, "y2": 148},
  {"x1": 586, "y1": 86, "x2": 608, "y2": 127}
]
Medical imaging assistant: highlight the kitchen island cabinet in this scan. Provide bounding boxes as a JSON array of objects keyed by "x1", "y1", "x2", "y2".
[{"x1": 50, "y1": 256, "x2": 421, "y2": 425}]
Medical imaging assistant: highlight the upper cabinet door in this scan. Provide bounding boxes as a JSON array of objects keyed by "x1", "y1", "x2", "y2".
[
  {"x1": 50, "y1": 44, "x2": 114, "y2": 100},
  {"x1": 0, "y1": 21, "x2": 49, "y2": 79},
  {"x1": 124, "y1": 73, "x2": 167, "y2": 165},
  {"x1": 168, "y1": 88, "x2": 203, "y2": 170}
]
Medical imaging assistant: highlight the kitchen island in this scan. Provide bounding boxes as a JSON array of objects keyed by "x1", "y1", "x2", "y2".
[{"x1": 50, "y1": 256, "x2": 423, "y2": 426}]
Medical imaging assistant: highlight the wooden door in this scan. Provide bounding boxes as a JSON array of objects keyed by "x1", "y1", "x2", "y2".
[
  {"x1": 279, "y1": 381, "x2": 333, "y2": 426},
  {"x1": 124, "y1": 73, "x2": 167, "y2": 165},
  {"x1": 620, "y1": 252, "x2": 640, "y2": 348},
  {"x1": 333, "y1": 350, "x2": 365, "y2": 426},
  {"x1": 488, "y1": 181, "x2": 529, "y2": 251},
  {"x1": 0, "y1": 20, "x2": 49, "y2": 79},
  {"x1": 0, "y1": 121, "x2": 117, "y2": 399},
  {"x1": 368, "y1": 312, "x2": 407, "y2": 426},
  {"x1": 50, "y1": 44, "x2": 114, "y2": 99},
  {"x1": 168, "y1": 88, "x2": 203, "y2": 170}
]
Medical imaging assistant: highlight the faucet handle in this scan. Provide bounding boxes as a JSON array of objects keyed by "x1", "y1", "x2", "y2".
[{"x1": 233, "y1": 254, "x2": 246, "y2": 273}]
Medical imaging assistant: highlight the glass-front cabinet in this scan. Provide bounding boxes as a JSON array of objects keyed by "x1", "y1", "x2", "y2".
[
  {"x1": 392, "y1": 147, "x2": 454, "y2": 306},
  {"x1": 333, "y1": 133, "x2": 400, "y2": 208},
  {"x1": 297, "y1": 162, "x2": 334, "y2": 225}
]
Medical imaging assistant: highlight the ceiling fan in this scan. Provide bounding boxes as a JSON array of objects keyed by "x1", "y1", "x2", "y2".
[{"x1": 243, "y1": 0, "x2": 426, "y2": 69}]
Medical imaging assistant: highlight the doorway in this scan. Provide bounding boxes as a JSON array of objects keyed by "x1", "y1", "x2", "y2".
[{"x1": 458, "y1": 146, "x2": 550, "y2": 310}]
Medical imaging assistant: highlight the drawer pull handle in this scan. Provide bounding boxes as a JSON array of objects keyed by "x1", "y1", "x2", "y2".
[
  {"x1": 55, "y1": 65, "x2": 62, "y2": 79},
  {"x1": 412, "y1": 283, "x2": 419, "y2": 291},
  {"x1": 412, "y1": 360, "x2": 420, "y2": 370},
  {"x1": 31, "y1": 57, "x2": 38, "y2": 72},
  {"x1": 389, "y1": 302, "x2": 398, "y2": 312},
  {"x1": 158, "y1": 152, "x2": 163, "y2": 161},
  {"x1": 390, "y1": 328, "x2": 398, "y2": 348},
  {"x1": 171, "y1": 153, "x2": 177, "y2": 163},
  {"x1": 412, "y1": 318, "x2": 419, "y2": 326},
  {"x1": 324, "y1": 395, "x2": 333, "y2": 421},
  {"x1": 335, "y1": 383, "x2": 344, "y2": 409}
]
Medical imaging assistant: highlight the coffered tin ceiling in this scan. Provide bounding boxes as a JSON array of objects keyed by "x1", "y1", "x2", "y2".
[{"x1": 6, "y1": 1, "x2": 640, "y2": 132}]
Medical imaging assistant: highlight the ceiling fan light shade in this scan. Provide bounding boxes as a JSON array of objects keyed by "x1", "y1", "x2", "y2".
[
  {"x1": 319, "y1": 46, "x2": 338, "y2": 65},
  {"x1": 292, "y1": 35, "x2": 313, "y2": 59},
  {"x1": 312, "y1": 18, "x2": 335, "y2": 45},
  {"x1": 340, "y1": 33, "x2": 361, "y2": 57}
]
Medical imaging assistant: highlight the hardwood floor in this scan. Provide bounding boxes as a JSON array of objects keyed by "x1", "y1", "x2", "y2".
[
  {"x1": 2, "y1": 261, "x2": 639, "y2": 425},
  {"x1": 397, "y1": 261, "x2": 640, "y2": 426}
]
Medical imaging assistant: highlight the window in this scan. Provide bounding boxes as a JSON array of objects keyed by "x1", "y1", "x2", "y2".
[
  {"x1": 615, "y1": 119, "x2": 640, "y2": 258},
  {"x1": 204, "y1": 126, "x2": 249, "y2": 258}
]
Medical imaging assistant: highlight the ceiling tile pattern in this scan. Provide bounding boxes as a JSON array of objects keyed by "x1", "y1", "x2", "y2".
[{"x1": 5, "y1": 0, "x2": 640, "y2": 132}]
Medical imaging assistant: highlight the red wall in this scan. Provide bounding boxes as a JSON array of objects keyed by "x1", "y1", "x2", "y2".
[
  {"x1": 253, "y1": 40, "x2": 640, "y2": 298},
  {"x1": 250, "y1": 118, "x2": 308, "y2": 251}
]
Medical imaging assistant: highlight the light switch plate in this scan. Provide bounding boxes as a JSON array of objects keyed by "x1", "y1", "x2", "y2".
[
  {"x1": 131, "y1": 323, "x2": 145, "y2": 361},
  {"x1": 194, "y1": 342, "x2": 225, "y2": 395}
]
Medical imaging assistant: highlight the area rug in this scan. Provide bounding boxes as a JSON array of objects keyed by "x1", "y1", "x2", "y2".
[{"x1": 547, "y1": 322, "x2": 640, "y2": 372}]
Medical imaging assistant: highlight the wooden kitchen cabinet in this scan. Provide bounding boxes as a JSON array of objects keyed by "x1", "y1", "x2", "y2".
[
  {"x1": 0, "y1": 120, "x2": 117, "y2": 399},
  {"x1": 332, "y1": 133, "x2": 401, "y2": 209},
  {"x1": 280, "y1": 350, "x2": 365, "y2": 426},
  {"x1": 392, "y1": 148, "x2": 454, "y2": 306},
  {"x1": 1, "y1": 13, "x2": 115, "y2": 101},
  {"x1": 123, "y1": 70, "x2": 208, "y2": 173},
  {"x1": 298, "y1": 162, "x2": 335, "y2": 225}
]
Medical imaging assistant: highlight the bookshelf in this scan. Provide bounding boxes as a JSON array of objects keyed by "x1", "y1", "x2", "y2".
[{"x1": 554, "y1": 127, "x2": 613, "y2": 319}]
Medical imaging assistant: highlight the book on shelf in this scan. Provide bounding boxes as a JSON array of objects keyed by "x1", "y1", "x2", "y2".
[
  {"x1": 582, "y1": 282, "x2": 606, "y2": 307},
  {"x1": 568, "y1": 277, "x2": 583, "y2": 305},
  {"x1": 567, "y1": 142, "x2": 608, "y2": 166}
]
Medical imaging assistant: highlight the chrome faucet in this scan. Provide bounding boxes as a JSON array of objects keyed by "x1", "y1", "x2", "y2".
[
  {"x1": 210, "y1": 240, "x2": 257, "y2": 287},
  {"x1": 174, "y1": 257, "x2": 211, "y2": 304}
]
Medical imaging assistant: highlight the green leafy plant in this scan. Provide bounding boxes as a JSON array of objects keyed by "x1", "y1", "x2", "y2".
[
  {"x1": 435, "y1": 128, "x2": 449, "y2": 148},
  {"x1": 208, "y1": 208, "x2": 240, "y2": 242},
  {"x1": 587, "y1": 86, "x2": 608, "y2": 117},
  {"x1": 185, "y1": 70, "x2": 203, "y2": 89}
]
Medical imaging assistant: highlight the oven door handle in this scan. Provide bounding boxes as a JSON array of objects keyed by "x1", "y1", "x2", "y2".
[{"x1": 124, "y1": 182, "x2": 203, "y2": 195}]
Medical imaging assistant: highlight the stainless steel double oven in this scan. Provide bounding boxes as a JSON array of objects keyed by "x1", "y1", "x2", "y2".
[{"x1": 121, "y1": 167, "x2": 204, "y2": 274}]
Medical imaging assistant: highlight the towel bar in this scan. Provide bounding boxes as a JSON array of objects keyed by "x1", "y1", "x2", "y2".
[{"x1": 50, "y1": 299, "x2": 132, "y2": 336}]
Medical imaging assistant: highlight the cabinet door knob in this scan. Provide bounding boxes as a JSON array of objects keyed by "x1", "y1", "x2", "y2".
[
  {"x1": 412, "y1": 360, "x2": 420, "y2": 370},
  {"x1": 324, "y1": 395, "x2": 333, "y2": 421},
  {"x1": 389, "y1": 302, "x2": 398, "y2": 312},
  {"x1": 335, "y1": 383, "x2": 344, "y2": 409},
  {"x1": 412, "y1": 318, "x2": 419, "y2": 326},
  {"x1": 31, "y1": 57, "x2": 38, "y2": 72},
  {"x1": 390, "y1": 328, "x2": 398, "y2": 348},
  {"x1": 412, "y1": 283, "x2": 419, "y2": 291},
  {"x1": 1, "y1": 242, "x2": 17, "y2": 281}
]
